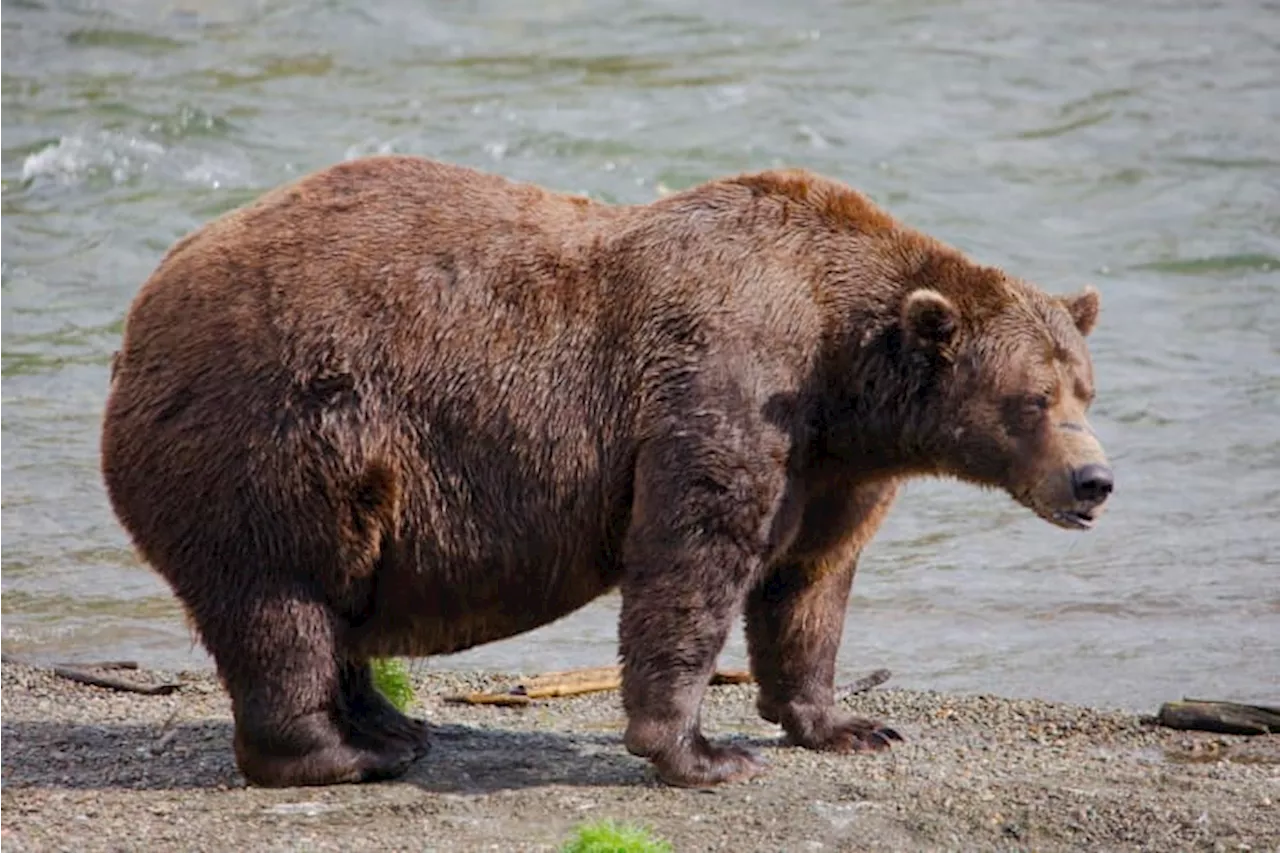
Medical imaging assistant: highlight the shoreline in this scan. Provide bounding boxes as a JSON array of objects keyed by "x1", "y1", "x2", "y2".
[{"x1": 2, "y1": 660, "x2": 1276, "y2": 852}]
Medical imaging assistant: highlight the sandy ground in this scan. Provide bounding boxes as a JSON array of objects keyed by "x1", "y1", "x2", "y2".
[{"x1": 1, "y1": 661, "x2": 1276, "y2": 852}]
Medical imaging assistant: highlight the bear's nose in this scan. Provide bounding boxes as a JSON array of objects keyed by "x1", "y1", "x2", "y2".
[{"x1": 1072, "y1": 463, "x2": 1114, "y2": 503}]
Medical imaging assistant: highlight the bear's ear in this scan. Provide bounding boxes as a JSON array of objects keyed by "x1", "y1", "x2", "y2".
[
  {"x1": 1058, "y1": 285, "x2": 1100, "y2": 337},
  {"x1": 902, "y1": 288, "x2": 959, "y2": 353}
]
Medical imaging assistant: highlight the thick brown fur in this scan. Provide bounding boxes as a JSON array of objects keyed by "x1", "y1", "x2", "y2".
[{"x1": 101, "y1": 156, "x2": 1112, "y2": 788}]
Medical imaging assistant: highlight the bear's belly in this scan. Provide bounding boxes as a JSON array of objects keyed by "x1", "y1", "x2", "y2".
[
  {"x1": 342, "y1": 413, "x2": 636, "y2": 660},
  {"x1": 350, "y1": 550, "x2": 622, "y2": 658}
]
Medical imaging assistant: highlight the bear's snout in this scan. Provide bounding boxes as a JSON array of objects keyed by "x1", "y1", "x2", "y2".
[
  {"x1": 1071, "y1": 463, "x2": 1114, "y2": 505},
  {"x1": 1037, "y1": 458, "x2": 1111, "y2": 531}
]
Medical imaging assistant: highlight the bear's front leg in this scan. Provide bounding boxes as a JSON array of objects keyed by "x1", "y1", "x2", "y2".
[
  {"x1": 746, "y1": 481, "x2": 903, "y2": 753},
  {"x1": 617, "y1": 428, "x2": 785, "y2": 788}
]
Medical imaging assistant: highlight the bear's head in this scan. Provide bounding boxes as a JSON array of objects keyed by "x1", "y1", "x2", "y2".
[{"x1": 897, "y1": 259, "x2": 1112, "y2": 531}]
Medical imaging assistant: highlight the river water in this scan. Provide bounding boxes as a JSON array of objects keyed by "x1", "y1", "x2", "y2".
[{"x1": 3, "y1": 0, "x2": 1277, "y2": 711}]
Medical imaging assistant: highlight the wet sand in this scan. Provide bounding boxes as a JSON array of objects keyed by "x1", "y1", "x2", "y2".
[{"x1": 1, "y1": 661, "x2": 1276, "y2": 852}]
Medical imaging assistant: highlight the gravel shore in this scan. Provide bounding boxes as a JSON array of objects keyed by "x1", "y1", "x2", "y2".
[{"x1": 2, "y1": 660, "x2": 1276, "y2": 852}]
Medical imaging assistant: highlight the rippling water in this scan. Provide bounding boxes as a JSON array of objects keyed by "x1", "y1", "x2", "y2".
[{"x1": 3, "y1": 0, "x2": 1278, "y2": 710}]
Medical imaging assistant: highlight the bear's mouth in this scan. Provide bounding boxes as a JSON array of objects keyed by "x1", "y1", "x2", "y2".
[{"x1": 1051, "y1": 509, "x2": 1097, "y2": 530}]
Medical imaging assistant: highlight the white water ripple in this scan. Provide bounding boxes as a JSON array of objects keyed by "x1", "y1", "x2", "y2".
[{"x1": 21, "y1": 131, "x2": 253, "y2": 190}]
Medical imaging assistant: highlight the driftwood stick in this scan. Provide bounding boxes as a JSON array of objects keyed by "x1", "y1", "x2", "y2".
[
  {"x1": 517, "y1": 666, "x2": 623, "y2": 692},
  {"x1": 1183, "y1": 698, "x2": 1280, "y2": 713},
  {"x1": 2, "y1": 654, "x2": 168, "y2": 694},
  {"x1": 521, "y1": 678, "x2": 623, "y2": 700},
  {"x1": 1, "y1": 655, "x2": 171, "y2": 696},
  {"x1": 150, "y1": 707, "x2": 183, "y2": 755},
  {"x1": 442, "y1": 691, "x2": 533, "y2": 707},
  {"x1": 442, "y1": 666, "x2": 756, "y2": 705},
  {"x1": 709, "y1": 669, "x2": 754, "y2": 685},
  {"x1": 51, "y1": 665, "x2": 180, "y2": 696},
  {"x1": 518, "y1": 665, "x2": 752, "y2": 697},
  {"x1": 835, "y1": 668, "x2": 892, "y2": 700},
  {"x1": 1156, "y1": 700, "x2": 1280, "y2": 736},
  {"x1": 518, "y1": 666, "x2": 754, "y2": 698}
]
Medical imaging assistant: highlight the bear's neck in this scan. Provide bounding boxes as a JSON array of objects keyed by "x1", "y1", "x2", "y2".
[{"x1": 810, "y1": 311, "x2": 947, "y2": 481}]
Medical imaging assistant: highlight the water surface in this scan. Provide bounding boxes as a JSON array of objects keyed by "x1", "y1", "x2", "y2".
[{"x1": 4, "y1": 0, "x2": 1278, "y2": 710}]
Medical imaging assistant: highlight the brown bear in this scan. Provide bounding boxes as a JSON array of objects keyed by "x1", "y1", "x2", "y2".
[{"x1": 101, "y1": 155, "x2": 1113, "y2": 789}]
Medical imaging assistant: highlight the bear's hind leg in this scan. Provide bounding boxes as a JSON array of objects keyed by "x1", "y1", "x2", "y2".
[
  {"x1": 203, "y1": 582, "x2": 417, "y2": 787},
  {"x1": 340, "y1": 661, "x2": 431, "y2": 759}
]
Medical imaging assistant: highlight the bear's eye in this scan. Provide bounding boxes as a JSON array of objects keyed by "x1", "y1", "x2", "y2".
[{"x1": 1003, "y1": 394, "x2": 1051, "y2": 433}]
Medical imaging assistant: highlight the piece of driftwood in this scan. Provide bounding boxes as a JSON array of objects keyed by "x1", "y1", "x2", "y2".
[
  {"x1": 1155, "y1": 700, "x2": 1280, "y2": 736},
  {"x1": 515, "y1": 665, "x2": 624, "y2": 696},
  {"x1": 443, "y1": 665, "x2": 755, "y2": 705},
  {"x1": 519, "y1": 676, "x2": 623, "y2": 700},
  {"x1": 55, "y1": 660, "x2": 140, "y2": 670},
  {"x1": 442, "y1": 691, "x2": 533, "y2": 706},
  {"x1": 150, "y1": 707, "x2": 183, "y2": 755},
  {"x1": 835, "y1": 668, "x2": 892, "y2": 699},
  {"x1": 51, "y1": 665, "x2": 181, "y2": 696},
  {"x1": 709, "y1": 669, "x2": 754, "y2": 686},
  {"x1": 1, "y1": 654, "x2": 176, "y2": 695}
]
